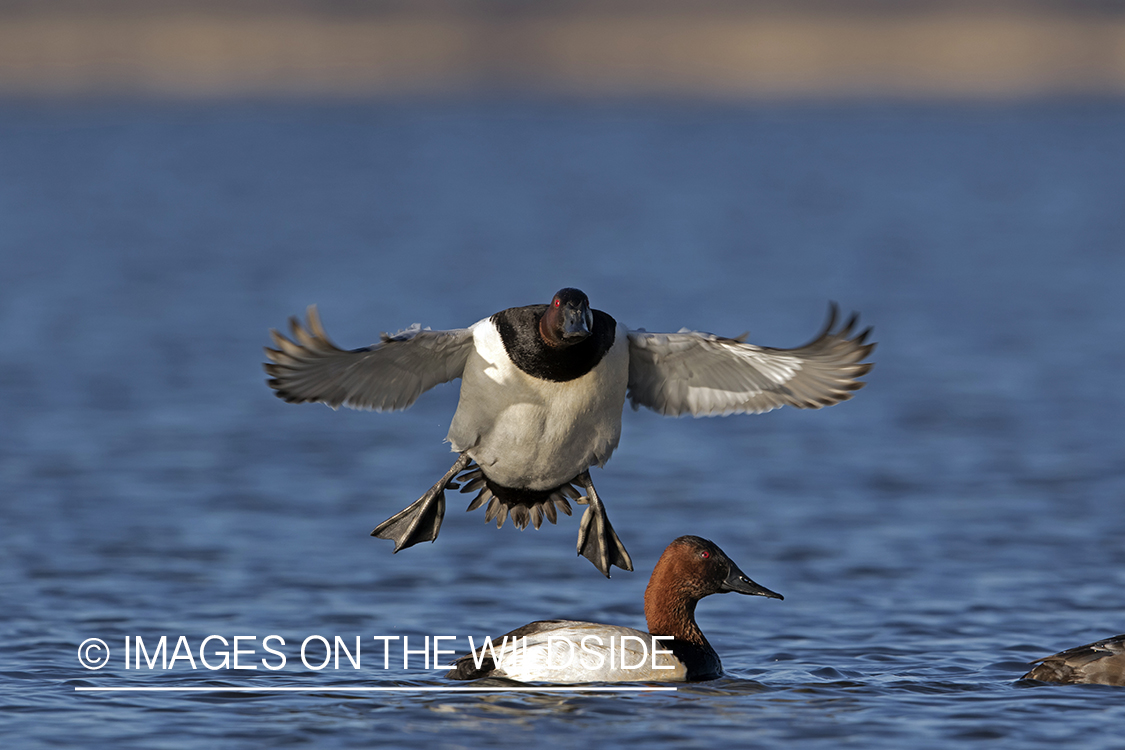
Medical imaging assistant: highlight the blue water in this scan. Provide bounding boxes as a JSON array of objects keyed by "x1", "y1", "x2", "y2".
[{"x1": 3, "y1": 99, "x2": 1125, "y2": 748}]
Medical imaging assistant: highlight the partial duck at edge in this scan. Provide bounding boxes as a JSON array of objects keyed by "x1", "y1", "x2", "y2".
[{"x1": 1022, "y1": 634, "x2": 1125, "y2": 685}]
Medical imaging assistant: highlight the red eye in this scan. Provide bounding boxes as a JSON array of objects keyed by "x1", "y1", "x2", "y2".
[
  {"x1": 553, "y1": 299, "x2": 560, "y2": 307},
  {"x1": 700, "y1": 550, "x2": 710, "y2": 559}
]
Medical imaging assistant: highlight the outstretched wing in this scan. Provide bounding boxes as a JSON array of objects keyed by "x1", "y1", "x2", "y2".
[
  {"x1": 626, "y1": 304, "x2": 875, "y2": 417},
  {"x1": 264, "y1": 305, "x2": 474, "y2": 411}
]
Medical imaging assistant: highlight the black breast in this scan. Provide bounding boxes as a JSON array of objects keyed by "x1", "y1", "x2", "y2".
[
  {"x1": 492, "y1": 305, "x2": 617, "y2": 382},
  {"x1": 666, "y1": 639, "x2": 723, "y2": 681}
]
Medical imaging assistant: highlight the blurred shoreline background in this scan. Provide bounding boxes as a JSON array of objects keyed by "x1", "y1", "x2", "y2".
[{"x1": 3, "y1": 0, "x2": 1125, "y2": 98}]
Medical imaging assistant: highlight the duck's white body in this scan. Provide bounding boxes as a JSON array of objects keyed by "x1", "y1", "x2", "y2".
[
  {"x1": 449, "y1": 320, "x2": 630, "y2": 491},
  {"x1": 466, "y1": 621, "x2": 687, "y2": 683}
]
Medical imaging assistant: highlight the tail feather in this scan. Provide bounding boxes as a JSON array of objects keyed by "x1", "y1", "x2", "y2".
[{"x1": 457, "y1": 461, "x2": 576, "y2": 531}]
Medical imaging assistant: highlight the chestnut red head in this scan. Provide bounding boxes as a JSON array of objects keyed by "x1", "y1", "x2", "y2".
[{"x1": 658, "y1": 536, "x2": 784, "y2": 601}]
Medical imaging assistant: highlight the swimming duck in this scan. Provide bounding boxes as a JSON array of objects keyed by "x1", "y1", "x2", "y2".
[
  {"x1": 446, "y1": 535, "x2": 782, "y2": 683},
  {"x1": 1022, "y1": 634, "x2": 1125, "y2": 685},
  {"x1": 264, "y1": 288, "x2": 874, "y2": 576}
]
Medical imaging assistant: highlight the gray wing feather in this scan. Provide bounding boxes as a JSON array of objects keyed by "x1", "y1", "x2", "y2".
[
  {"x1": 263, "y1": 305, "x2": 473, "y2": 411},
  {"x1": 626, "y1": 303, "x2": 875, "y2": 417}
]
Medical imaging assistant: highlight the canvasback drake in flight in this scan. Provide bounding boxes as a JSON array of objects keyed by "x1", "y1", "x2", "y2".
[
  {"x1": 1022, "y1": 634, "x2": 1125, "y2": 685},
  {"x1": 264, "y1": 288, "x2": 874, "y2": 576},
  {"x1": 446, "y1": 535, "x2": 782, "y2": 683}
]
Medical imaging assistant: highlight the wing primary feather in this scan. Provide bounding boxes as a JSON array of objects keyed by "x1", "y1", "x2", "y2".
[
  {"x1": 626, "y1": 301, "x2": 875, "y2": 417},
  {"x1": 263, "y1": 306, "x2": 472, "y2": 412}
]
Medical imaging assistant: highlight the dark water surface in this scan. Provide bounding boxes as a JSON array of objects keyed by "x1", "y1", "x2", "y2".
[{"x1": 3, "y1": 99, "x2": 1125, "y2": 748}]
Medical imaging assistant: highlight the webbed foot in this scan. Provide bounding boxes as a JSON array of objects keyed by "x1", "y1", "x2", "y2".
[
  {"x1": 371, "y1": 453, "x2": 472, "y2": 551},
  {"x1": 574, "y1": 471, "x2": 633, "y2": 577}
]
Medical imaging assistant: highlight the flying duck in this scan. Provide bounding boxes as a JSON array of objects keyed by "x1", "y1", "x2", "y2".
[
  {"x1": 446, "y1": 535, "x2": 783, "y2": 683},
  {"x1": 264, "y1": 288, "x2": 874, "y2": 576}
]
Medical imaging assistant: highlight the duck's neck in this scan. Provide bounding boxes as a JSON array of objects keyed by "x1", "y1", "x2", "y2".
[
  {"x1": 538, "y1": 315, "x2": 564, "y2": 348},
  {"x1": 643, "y1": 566, "x2": 710, "y2": 649}
]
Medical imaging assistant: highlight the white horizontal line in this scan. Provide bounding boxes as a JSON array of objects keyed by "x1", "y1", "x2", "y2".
[{"x1": 75, "y1": 686, "x2": 677, "y2": 693}]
